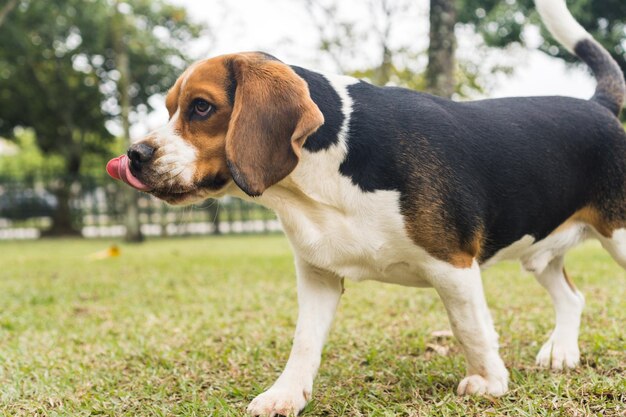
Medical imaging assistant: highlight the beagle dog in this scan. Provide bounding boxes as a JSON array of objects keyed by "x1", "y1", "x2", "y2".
[{"x1": 106, "y1": 0, "x2": 625, "y2": 415}]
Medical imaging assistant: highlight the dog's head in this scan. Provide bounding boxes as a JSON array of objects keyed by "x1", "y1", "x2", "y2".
[{"x1": 108, "y1": 52, "x2": 323, "y2": 205}]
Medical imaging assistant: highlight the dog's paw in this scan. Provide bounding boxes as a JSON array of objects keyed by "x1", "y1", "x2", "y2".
[
  {"x1": 246, "y1": 387, "x2": 310, "y2": 417},
  {"x1": 457, "y1": 373, "x2": 508, "y2": 397},
  {"x1": 536, "y1": 338, "x2": 580, "y2": 370}
]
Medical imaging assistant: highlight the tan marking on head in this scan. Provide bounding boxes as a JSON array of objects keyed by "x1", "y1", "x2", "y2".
[
  {"x1": 178, "y1": 58, "x2": 235, "y2": 187},
  {"x1": 165, "y1": 77, "x2": 182, "y2": 118},
  {"x1": 138, "y1": 55, "x2": 237, "y2": 202},
  {"x1": 180, "y1": 61, "x2": 203, "y2": 90}
]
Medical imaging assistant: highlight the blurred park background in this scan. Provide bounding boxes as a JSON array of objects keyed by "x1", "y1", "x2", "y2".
[
  {"x1": 1, "y1": 2, "x2": 625, "y2": 415},
  {"x1": 0, "y1": 0, "x2": 624, "y2": 242}
]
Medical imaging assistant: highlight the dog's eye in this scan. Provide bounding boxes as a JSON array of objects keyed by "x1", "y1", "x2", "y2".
[{"x1": 190, "y1": 99, "x2": 213, "y2": 120}]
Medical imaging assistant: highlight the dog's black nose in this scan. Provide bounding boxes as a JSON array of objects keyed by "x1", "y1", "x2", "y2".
[{"x1": 127, "y1": 143, "x2": 154, "y2": 170}]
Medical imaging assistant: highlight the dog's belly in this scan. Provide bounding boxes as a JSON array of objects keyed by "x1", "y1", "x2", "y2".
[
  {"x1": 298, "y1": 240, "x2": 433, "y2": 287},
  {"x1": 273, "y1": 190, "x2": 436, "y2": 287},
  {"x1": 313, "y1": 244, "x2": 433, "y2": 287},
  {"x1": 481, "y1": 222, "x2": 590, "y2": 274}
]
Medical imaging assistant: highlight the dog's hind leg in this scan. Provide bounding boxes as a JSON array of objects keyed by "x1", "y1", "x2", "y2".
[
  {"x1": 533, "y1": 256, "x2": 585, "y2": 369},
  {"x1": 597, "y1": 228, "x2": 626, "y2": 269}
]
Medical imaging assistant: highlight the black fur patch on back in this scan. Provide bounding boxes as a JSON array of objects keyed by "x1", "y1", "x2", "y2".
[
  {"x1": 291, "y1": 66, "x2": 343, "y2": 152},
  {"x1": 285, "y1": 67, "x2": 626, "y2": 263},
  {"x1": 339, "y1": 80, "x2": 626, "y2": 262},
  {"x1": 340, "y1": 82, "x2": 403, "y2": 192}
]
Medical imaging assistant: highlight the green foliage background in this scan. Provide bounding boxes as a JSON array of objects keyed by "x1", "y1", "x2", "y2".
[{"x1": 458, "y1": 0, "x2": 626, "y2": 103}]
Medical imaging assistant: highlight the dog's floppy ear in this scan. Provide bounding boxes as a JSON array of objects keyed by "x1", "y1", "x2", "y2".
[{"x1": 225, "y1": 54, "x2": 324, "y2": 197}]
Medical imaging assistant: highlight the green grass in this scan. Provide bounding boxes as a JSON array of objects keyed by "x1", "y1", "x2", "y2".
[{"x1": 0, "y1": 236, "x2": 624, "y2": 416}]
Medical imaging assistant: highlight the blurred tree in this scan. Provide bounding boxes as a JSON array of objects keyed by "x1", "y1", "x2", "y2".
[
  {"x1": 425, "y1": 0, "x2": 457, "y2": 97},
  {"x1": 0, "y1": 0, "x2": 112, "y2": 235},
  {"x1": 302, "y1": 0, "x2": 360, "y2": 74},
  {"x1": 0, "y1": 0, "x2": 203, "y2": 236},
  {"x1": 0, "y1": 0, "x2": 19, "y2": 28},
  {"x1": 303, "y1": 0, "x2": 485, "y2": 97},
  {"x1": 457, "y1": 0, "x2": 626, "y2": 115},
  {"x1": 306, "y1": 0, "x2": 625, "y2": 103},
  {"x1": 111, "y1": 3, "x2": 142, "y2": 242},
  {"x1": 0, "y1": 129, "x2": 65, "y2": 181},
  {"x1": 304, "y1": 0, "x2": 424, "y2": 87}
]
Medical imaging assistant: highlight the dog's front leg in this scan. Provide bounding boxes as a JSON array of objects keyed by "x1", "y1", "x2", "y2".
[
  {"x1": 247, "y1": 258, "x2": 342, "y2": 417},
  {"x1": 428, "y1": 261, "x2": 509, "y2": 397}
]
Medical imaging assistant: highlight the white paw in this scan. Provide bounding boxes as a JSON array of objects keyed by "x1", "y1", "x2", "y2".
[
  {"x1": 246, "y1": 387, "x2": 310, "y2": 417},
  {"x1": 457, "y1": 372, "x2": 508, "y2": 397},
  {"x1": 536, "y1": 338, "x2": 580, "y2": 370}
]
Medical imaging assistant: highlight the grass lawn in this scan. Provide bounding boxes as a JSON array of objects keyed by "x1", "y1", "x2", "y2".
[{"x1": 0, "y1": 235, "x2": 624, "y2": 416}]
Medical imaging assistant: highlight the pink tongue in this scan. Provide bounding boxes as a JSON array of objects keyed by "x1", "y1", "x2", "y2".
[{"x1": 105, "y1": 155, "x2": 152, "y2": 191}]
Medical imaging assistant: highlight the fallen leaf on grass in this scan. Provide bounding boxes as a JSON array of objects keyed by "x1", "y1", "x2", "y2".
[{"x1": 87, "y1": 245, "x2": 120, "y2": 260}]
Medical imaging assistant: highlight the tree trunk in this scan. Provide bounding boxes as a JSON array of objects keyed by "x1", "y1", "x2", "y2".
[
  {"x1": 372, "y1": 44, "x2": 393, "y2": 86},
  {"x1": 206, "y1": 199, "x2": 221, "y2": 235},
  {"x1": 44, "y1": 152, "x2": 82, "y2": 237},
  {"x1": 113, "y1": 5, "x2": 143, "y2": 243},
  {"x1": 47, "y1": 185, "x2": 80, "y2": 236},
  {"x1": 425, "y1": 0, "x2": 457, "y2": 98}
]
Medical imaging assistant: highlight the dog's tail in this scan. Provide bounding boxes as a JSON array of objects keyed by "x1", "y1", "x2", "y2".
[{"x1": 535, "y1": 0, "x2": 625, "y2": 116}]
